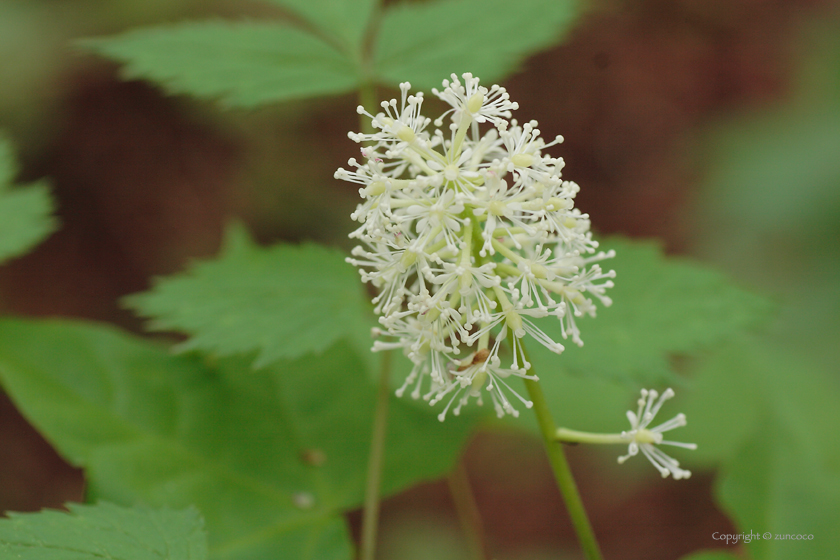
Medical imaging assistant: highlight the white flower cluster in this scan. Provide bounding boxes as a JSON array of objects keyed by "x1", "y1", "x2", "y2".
[
  {"x1": 555, "y1": 388, "x2": 696, "y2": 479},
  {"x1": 337, "y1": 73, "x2": 615, "y2": 421},
  {"x1": 618, "y1": 389, "x2": 697, "y2": 479}
]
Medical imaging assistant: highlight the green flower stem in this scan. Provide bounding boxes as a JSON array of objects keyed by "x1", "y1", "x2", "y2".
[
  {"x1": 556, "y1": 428, "x2": 629, "y2": 445},
  {"x1": 359, "y1": 83, "x2": 378, "y2": 136},
  {"x1": 521, "y1": 345, "x2": 604, "y2": 560},
  {"x1": 360, "y1": 349, "x2": 392, "y2": 560},
  {"x1": 447, "y1": 459, "x2": 488, "y2": 560}
]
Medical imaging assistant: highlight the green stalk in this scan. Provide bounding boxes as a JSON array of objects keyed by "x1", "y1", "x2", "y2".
[
  {"x1": 359, "y1": 349, "x2": 392, "y2": 560},
  {"x1": 357, "y1": 9, "x2": 388, "y2": 558},
  {"x1": 359, "y1": 83, "x2": 378, "y2": 136},
  {"x1": 556, "y1": 428, "x2": 631, "y2": 445},
  {"x1": 447, "y1": 459, "x2": 488, "y2": 560},
  {"x1": 520, "y1": 344, "x2": 604, "y2": 560}
]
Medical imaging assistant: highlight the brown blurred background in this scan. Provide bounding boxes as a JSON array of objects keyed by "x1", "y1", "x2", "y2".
[{"x1": 1, "y1": 0, "x2": 838, "y2": 558}]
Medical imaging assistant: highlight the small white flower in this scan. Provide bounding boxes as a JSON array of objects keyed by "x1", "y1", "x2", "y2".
[
  {"x1": 617, "y1": 388, "x2": 697, "y2": 479},
  {"x1": 339, "y1": 73, "x2": 616, "y2": 419}
]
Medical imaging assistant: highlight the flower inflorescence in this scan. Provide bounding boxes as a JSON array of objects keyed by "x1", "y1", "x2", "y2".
[
  {"x1": 618, "y1": 388, "x2": 697, "y2": 479},
  {"x1": 555, "y1": 388, "x2": 696, "y2": 479},
  {"x1": 337, "y1": 73, "x2": 615, "y2": 420}
]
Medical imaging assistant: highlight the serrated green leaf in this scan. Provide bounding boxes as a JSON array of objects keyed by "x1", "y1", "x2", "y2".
[
  {"x1": 0, "y1": 502, "x2": 206, "y2": 560},
  {"x1": 374, "y1": 0, "x2": 579, "y2": 90},
  {"x1": 0, "y1": 319, "x2": 476, "y2": 560},
  {"x1": 125, "y1": 226, "x2": 368, "y2": 367},
  {"x1": 0, "y1": 135, "x2": 57, "y2": 264},
  {"x1": 677, "y1": 346, "x2": 763, "y2": 466},
  {"x1": 528, "y1": 237, "x2": 774, "y2": 385},
  {"x1": 83, "y1": 21, "x2": 361, "y2": 107},
  {"x1": 262, "y1": 0, "x2": 376, "y2": 54}
]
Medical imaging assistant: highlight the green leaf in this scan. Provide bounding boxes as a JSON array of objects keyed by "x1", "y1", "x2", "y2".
[
  {"x1": 262, "y1": 0, "x2": 376, "y2": 54},
  {"x1": 125, "y1": 224, "x2": 369, "y2": 367},
  {"x1": 83, "y1": 21, "x2": 361, "y2": 107},
  {"x1": 374, "y1": 0, "x2": 579, "y2": 90},
  {"x1": 712, "y1": 339, "x2": 840, "y2": 560},
  {"x1": 0, "y1": 319, "x2": 476, "y2": 560},
  {"x1": 0, "y1": 502, "x2": 206, "y2": 560},
  {"x1": 528, "y1": 237, "x2": 774, "y2": 385},
  {"x1": 677, "y1": 346, "x2": 763, "y2": 467},
  {"x1": 0, "y1": 135, "x2": 57, "y2": 264}
]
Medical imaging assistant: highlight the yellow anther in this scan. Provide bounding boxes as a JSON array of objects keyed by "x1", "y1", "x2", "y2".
[
  {"x1": 632, "y1": 429, "x2": 661, "y2": 445},
  {"x1": 489, "y1": 201, "x2": 507, "y2": 216},
  {"x1": 564, "y1": 288, "x2": 586, "y2": 305},
  {"x1": 505, "y1": 308, "x2": 523, "y2": 333},
  {"x1": 444, "y1": 164, "x2": 460, "y2": 182},
  {"x1": 467, "y1": 92, "x2": 485, "y2": 114},
  {"x1": 530, "y1": 263, "x2": 549, "y2": 279},
  {"x1": 400, "y1": 250, "x2": 418, "y2": 270},
  {"x1": 470, "y1": 368, "x2": 488, "y2": 390},
  {"x1": 546, "y1": 197, "x2": 572, "y2": 211},
  {"x1": 363, "y1": 181, "x2": 387, "y2": 196},
  {"x1": 511, "y1": 153, "x2": 534, "y2": 168},
  {"x1": 397, "y1": 125, "x2": 415, "y2": 143}
]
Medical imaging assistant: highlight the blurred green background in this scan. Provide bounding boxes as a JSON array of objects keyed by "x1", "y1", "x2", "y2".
[{"x1": 1, "y1": 0, "x2": 838, "y2": 559}]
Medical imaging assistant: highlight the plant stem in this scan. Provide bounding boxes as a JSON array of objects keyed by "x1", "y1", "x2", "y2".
[
  {"x1": 359, "y1": 349, "x2": 392, "y2": 560},
  {"x1": 447, "y1": 459, "x2": 487, "y2": 560},
  {"x1": 359, "y1": 83, "x2": 377, "y2": 136},
  {"x1": 521, "y1": 345, "x2": 604, "y2": 560},
  {"x1": 555, "y1": 428, "x2": 629, "y2": 445}
]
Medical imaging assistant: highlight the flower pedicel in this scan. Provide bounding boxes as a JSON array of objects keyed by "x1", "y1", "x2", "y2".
[
  {"x1": 556, "y1": 388, "x2": 697, "y2": 479},
  {"x1": 337, "y1": 73, "x2": 615, "y2": 420}
]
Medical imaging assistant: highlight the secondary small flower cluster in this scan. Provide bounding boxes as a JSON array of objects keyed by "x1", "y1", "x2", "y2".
[
  {"x1": 555, "y1": 388, "x2": 697, "y2": 479},
  {"x1": 337, "y1": 73, "x2": 615, "y2": 420},
  {"x1": 617, "y1": 388, "x2": 697, "y2": 479}
]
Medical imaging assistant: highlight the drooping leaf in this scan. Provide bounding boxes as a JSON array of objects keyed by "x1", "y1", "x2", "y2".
[
  {"x1": 374, "y1": 0, "x2": 579, "y2": 90},
  {"x1": 262, "y1": 0, "x2": 376, "y2": 54},
  {"x1": 0, "y1": 135, "x2": 57, "y2": 264},
  {"x1": 83, "y1": 21, "x2": 361, "y2": 107},
  {"x1": 0, "y1": 319, "x2": 476, "y2": 560},
  {"x1": 0, "y1": 502, "x2": 206, "y2": 560},
  {"x1": 125, "y1": 224, "x2": 370, "y2": 367},
  {"x1": 528, "y1": 237, "x2": 774, "y2": 386}
]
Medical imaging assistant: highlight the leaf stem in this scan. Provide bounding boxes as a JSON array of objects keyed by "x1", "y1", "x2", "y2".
[
  {"x1": 447, "y1": 458, "x2": 488, "y2": 560},
  {"x1": 359, "y1": 349, "x2": 392, "y2": 560},
  {"x1": 521, "y1": 344, "x2": 604, "y2": 560}
]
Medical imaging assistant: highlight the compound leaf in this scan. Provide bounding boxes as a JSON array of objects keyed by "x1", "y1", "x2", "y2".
[
  {"x1": 0, "y1": 135, "x2": 57, "y2": 264},
  {"x1": 0, "y1": 502, "x2": 206, "y2": 560},
  {"x1": 83, "y1": 21, "x2": 361, "y2": 107},
  {"x1": 125, "y1": 224, "x2": 369, "y2": 367},
  {"x1": 0, "y1": 319, "x2": 475, "y2": 560},
  {"x1": 529, "y1": 237, "x2": 774, "y2": 386},
  {"x1": 374, "y1": 0, "x2": 579, "y2": 90},
  {"x1": 262, "y1": 0, "x2": 376, "y2": 54}
]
